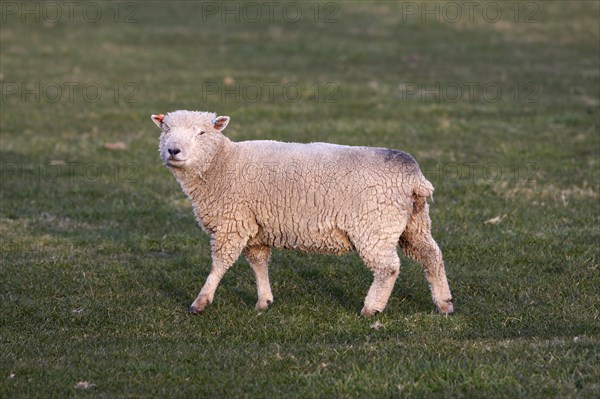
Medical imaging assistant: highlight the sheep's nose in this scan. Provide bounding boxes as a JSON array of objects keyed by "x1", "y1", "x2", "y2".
[{"x1": 168, "y1": 148, "x2": 181, "y2": 156}]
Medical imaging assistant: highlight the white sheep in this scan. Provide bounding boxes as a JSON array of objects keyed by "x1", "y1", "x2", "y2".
[{"x1": 151, "y1": 110, "x2": 453, "y2": 316}]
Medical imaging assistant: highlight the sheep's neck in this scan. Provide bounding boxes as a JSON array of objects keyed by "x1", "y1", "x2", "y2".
[{"x1": 174, "y1": 138, "x2": 236, "y2": 227}]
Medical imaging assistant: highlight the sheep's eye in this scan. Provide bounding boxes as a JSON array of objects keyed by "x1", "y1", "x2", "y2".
[{"x1": 199, "y1": 131, "x2": 206, "y2": 136}]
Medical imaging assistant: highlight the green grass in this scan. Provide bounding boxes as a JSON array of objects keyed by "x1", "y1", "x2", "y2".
[{"x1": 1, "y1": 1, "x2": 599, "y2": 397}]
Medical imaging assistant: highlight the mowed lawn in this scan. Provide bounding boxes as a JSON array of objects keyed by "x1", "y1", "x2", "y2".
[{"x1": 1, "y1": 1, "x2": 598, "y2": 398}]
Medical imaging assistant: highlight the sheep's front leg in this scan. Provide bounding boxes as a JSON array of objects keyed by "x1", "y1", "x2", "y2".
[
  {"x1": 189, "y1": 236, "x2": 245, "y2": 315},
  {"x1": 244, "y1": 245, "x2": 274, "y2": 311},
  {"x1": 360, "y1": 248, "x2": 401, "y2": 317}
]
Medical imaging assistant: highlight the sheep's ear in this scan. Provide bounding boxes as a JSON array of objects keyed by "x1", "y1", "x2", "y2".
[
  {"x1": 151, "y1": 114, "x2": 164, "y2": 129},
  {"x1": 212, "y1": 116, "x2": 230, "y2": 131}
]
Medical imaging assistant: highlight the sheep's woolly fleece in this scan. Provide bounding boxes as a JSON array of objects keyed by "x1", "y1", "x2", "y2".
[{"x1": 152, "y1": 110, "x2": 453, "y2": 316}]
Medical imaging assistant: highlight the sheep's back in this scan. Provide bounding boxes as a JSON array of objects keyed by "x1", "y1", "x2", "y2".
[{"x1": 228, "y1": 141, "x2": 419, "y2": 252}]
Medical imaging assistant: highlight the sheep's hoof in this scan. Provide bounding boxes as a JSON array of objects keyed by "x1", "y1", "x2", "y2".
[
  {"x1": 437, "y1": 300, "x2": 454, "y2": 315},
  {"x1": 360, "y1": 307, "x2": 380, "y2": 317},
  {"x1": 255, "y1": 298, "x2": 274, "y2": 311},
  {"x1": 188, "y1": 305, "x2": 204, "y2": 315}
]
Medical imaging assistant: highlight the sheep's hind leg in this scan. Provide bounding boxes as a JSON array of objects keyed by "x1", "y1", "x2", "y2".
[
  {"x1": 400, "y1": 201, "x2": 454, "y2": 314},
  {"x1": 359, "y1": 247, "x2": 401, "y2": 317},
  {"x1": 244, "y1": 245, "x2": 274, "y2": 311},
  {"x1": 189, "y1": 236, "x2": 246, "y2": 315}
]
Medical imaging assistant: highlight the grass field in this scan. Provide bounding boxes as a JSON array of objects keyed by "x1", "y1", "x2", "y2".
[{"x1": 1, "y1": 1, "x2": 599, "y2": 397}]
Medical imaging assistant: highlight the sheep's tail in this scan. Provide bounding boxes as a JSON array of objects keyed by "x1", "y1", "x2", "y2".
[
  {"x1": 408, "y1": 174, "x2": 434, "y2": 216},
  {"x1": 413, "y1": 173, "x2": 434, "y2": 202}
]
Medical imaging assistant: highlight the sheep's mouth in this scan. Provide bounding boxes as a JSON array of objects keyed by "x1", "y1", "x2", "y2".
[{"x1": 167, "y1": 158, "x2": 186, "y2": 167}]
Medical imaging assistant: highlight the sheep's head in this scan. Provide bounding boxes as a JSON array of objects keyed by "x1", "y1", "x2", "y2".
[{"x1": 151, "y1": 110, "x2": 230, "y2": 172}]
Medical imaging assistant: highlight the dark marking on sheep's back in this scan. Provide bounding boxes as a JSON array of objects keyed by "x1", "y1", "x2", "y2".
[
  {"x1": 379, "y1": 148, "x2": 417, "y2": 164},
  {"x1": 376, "y1": 148, "x2": 422, "y2": 183},
  {"x1": 377, "y1": 149, "x2": 422, "y2": 177}
]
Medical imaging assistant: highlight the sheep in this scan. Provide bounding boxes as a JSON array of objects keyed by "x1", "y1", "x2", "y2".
[{"x1": 151, "y1": 110, "x2": 453, "y2": 316}]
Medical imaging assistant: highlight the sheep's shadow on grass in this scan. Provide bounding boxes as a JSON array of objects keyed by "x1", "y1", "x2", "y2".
[
  {"x1": 150, "y1": 251, "x2": 433, "y2": 315},
  {"x1": 142, "y1": 254, "x2": 201, "y2": 311},
  {"x1": 253, "y1": 251, "x2": 360, "y2": 313},
  {"x1": 154, "y1": 272, "x2": 194, "y2": 310},
  {"x1": 228, "y1": 284, "x2": 260, "y2": 309},
  {"x1": 150, "y1": 257, "x2": 259, "y2": 312},
  {"x1": 276, "y1": 252, "x2": 436, "y2": 314}
]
